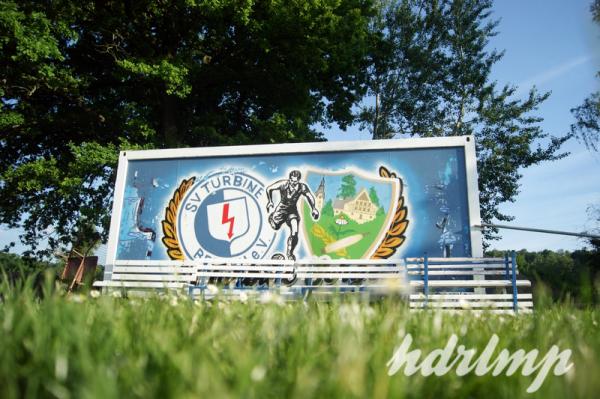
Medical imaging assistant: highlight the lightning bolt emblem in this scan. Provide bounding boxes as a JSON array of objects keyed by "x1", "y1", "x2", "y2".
[{"x1": 221, "y1": 203, "x2": 235, "y2": 239}]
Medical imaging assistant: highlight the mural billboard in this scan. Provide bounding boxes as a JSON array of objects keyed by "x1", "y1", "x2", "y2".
[{"x1": 105, "y1": 136, "x2": 482, "y2": 268}]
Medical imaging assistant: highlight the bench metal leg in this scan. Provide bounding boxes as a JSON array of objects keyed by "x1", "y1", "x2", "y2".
[
  {"x1": 423, "y1": 253, "x2": 429, "y2": 308},
  {"x1": 511, "y1": 251, "x2": 518, "y2": 313}
]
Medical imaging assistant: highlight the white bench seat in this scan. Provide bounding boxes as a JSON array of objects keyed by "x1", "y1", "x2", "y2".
[{"x1": 92, "y1": 254, "x2": 532, "y2": 312}]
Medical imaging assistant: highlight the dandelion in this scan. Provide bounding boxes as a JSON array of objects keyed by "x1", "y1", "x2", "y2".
[
  {"x1": 69, "y1": 294, "x2": 85, "y2": 303},
  {"x1": 89, "y1": 290, "x2": 100, "y2": 298},
  {"x1": 206, "y1": 284, "x2": 219, "y2": 296},
  {"x1": 55, "y1": 354, "x2": 68, "y2": 381},
  {"x1": 458, "y1": 299, "x2": 471, "y2": 310},
  {"x1": 339, "y1": 303, "x2": 364, "y2": 331},
  {"x1": 260, "y1": 292, "x2": 285, "y2": 306},
  {"x1": 432, "y1": 311, "x2": 443, "y2": 333},
  {"x1": 239, "y1": 291, "x2": 248, "y2": 303},
  {"x1": 250, "y1": 365, "x2": 266, "y2": 381}
]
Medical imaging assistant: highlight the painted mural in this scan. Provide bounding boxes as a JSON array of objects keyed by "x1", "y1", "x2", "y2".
[{"x1": 115, "y1": 146, "x2": 473, "y2": 261}]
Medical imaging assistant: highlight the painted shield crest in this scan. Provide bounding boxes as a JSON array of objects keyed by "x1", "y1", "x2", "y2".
[
  {"x1": 301, "y1": 167, "x2": 401, "y2": 259},
  {"x1": 207, "y1": 197, "x2": 250, "y2": 242}
]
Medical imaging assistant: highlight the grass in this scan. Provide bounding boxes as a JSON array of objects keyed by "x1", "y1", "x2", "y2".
[{"x1": 0, "y1": 275, "x2": 599, "y2": 399}]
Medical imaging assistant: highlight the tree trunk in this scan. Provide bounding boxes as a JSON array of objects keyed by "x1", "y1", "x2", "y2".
[{"x1": 162, "y1": 94, "x2": 180, "y2": 148}]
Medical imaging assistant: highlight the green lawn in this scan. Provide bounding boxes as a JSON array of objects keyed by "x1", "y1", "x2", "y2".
[{"x1": 0, "y1": 278, "x2": 598, "y2": 399}]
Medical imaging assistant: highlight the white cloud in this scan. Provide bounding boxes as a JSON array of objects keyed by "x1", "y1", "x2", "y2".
[{"x1": 515, "y1": 55, "x2": 593, "y2": 97}]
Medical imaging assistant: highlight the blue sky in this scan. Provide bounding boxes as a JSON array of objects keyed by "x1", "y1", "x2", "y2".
[
  {"x1": 1, "y1": 1, "x2": 599, "y2": 256},
  {"x1": 327, "y1": 0, "x2": 600, "y2": 251}
]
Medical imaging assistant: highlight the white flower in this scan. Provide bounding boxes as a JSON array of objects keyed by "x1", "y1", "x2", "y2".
[
  {"x1": 239, "y1": 291, "x2": 248, "y2": 303},
  {"x1": 250, "y1": 365, "x2": 266, "y2": 381},
  {"x1": 432, "y1": 311, "x2": 443, "y2": 333},
  {"x1": 55, "y1": 354, "x2": 68, "y2": 381},
  {"x1": 89, "y1": 290, "x2": 101, "y2": 298},
  {"x1": 69, "y1": 294, "x2": 85, "y2": 303},
  {"x1": 206, "y1": 284, "x2": 219, "y2": 296},
  {"x1": 260, "y1": 292, "x2": 285, "y2": 306}
]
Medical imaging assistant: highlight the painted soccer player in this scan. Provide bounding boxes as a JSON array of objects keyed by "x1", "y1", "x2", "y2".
[{"x1": 266, "y1": 170, "x2": 319, "y2": 260}]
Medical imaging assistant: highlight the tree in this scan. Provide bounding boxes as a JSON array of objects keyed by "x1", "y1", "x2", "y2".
[
  {"x1": 338, "y1": 175, "x2": 357, "y2": 199},
  {"x1": 570, "y1": 0, "x2": 600, "y2": 248},
  {"x1": 360, "y1": 0, "x2": 569, "y2": 243},
  {"x1": 571, "y1": 0, "x2": 600, "y2": 153},
  {"x1": 0, "y1": 0, "x2": 375, "y2": 257},
  {"x1": 571, "y1": 92, "x2": 600, "y2": 152},
  {"x1": 322, "y1": 199, "x2": 334, "y2": 217},
  {"x1": 368, "y1": 186, "x2": 380, "y2": 206}
]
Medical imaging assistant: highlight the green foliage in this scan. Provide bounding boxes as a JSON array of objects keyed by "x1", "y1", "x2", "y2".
[
  {"x1": 338, "y1": 174, "x2": 357, "y2": 199},
  {"x1": 0, "y1": 0, "x2": 375, "y2": 257},
  {"x1": 360, "y1": 0, "x2": 569, "y2": 243},
  {"x1": 487, "y1": 249, "x2": 600, "y2": 306},
  {"x1": 570, "y1": 1, "x2": 600, "y2": 153},
  {"x1": 571, "y1": 91, "x2": 600, "y2": 152},
  {"x1": 0, "y1": 284, "x2": 599, "y2": 398},
  {"x1": 0, "y1": 0, "x2": 580, "y2": 255},
  {"x1": 569, "y1": 1, "x2": 600, "y2": 248},
  {"x1": 0, "y1": 252, "x2": 58, "y2": 285}
]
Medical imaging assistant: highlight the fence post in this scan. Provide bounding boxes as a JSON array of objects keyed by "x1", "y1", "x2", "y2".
[
  {"x1": 424, "y1": 253, "x2": 429, "y2": 307},
  {"x1": 511, "y1": 251, "x2": 518, "y2": 313}
]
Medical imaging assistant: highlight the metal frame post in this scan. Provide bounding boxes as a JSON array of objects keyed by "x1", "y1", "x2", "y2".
[
  {"x1": 511, "y1": 251, "x2": 518, "y2": 313},
  {"x1": 504, "y1": 252, "x2": 510, "y2": 280},
  {"x1": 423, "y1": 253, "x2": 429, "y2": 307}
]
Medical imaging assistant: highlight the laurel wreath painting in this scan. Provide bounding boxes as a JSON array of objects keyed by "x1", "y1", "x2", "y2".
[
  {"x1": 161, "y1": 177, "x2": 196, "y2": 260},
  {"x1": 371, "y1": 166, "x2": 409, "y2": 259}
]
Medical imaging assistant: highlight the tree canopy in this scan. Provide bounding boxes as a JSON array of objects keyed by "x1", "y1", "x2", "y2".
[
  {"x1": 358, "y1": 0, "x2": 569, "y2": 242},
  {"x1": 338, "y1": 175, "x2": 358, "y2": 200},
  {"x1": 570, "y1": 0, "x2": 600, "y2": 247},
  {"x1": 1, "y1": 0, "x2": 571, "y2": 256},
  {"x1": 570, "y1": 0, "x2": 600, "y2": 153},
  {"x1": 1, "y1": 0, "x2": 374, "y2": 256}
]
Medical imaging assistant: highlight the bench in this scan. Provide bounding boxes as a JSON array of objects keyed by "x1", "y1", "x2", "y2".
[
  {"x1": 93, "y1": 253, "x2": 533, "y2": 313},
  {"x1": 292, "y1": 258, "x2": 406, "y2": 298},
  {"x1": 93, "y1": 260, "x2": 197, "y2": 295},
  {"x1": 191, "y1": 259, "x2": 296, "y2": 299},
  {"x1": 94, "y1": 258, "x2": 406, "y2": 299},
  {"x1": 406, "y1": 253, "x2": 533, "y2": 313},
  {"x1": 94, "y1": 259, "x2": 296, "y2": 297}
]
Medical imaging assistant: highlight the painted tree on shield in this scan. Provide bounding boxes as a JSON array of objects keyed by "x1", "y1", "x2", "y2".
[{"x1": 338, "y1": 175, "x2": 357, "y2": 199}]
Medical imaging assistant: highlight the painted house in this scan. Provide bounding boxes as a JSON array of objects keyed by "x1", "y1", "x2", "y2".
[{"x1": 333, "y1": 188, "x2": 378, "y2": 224}]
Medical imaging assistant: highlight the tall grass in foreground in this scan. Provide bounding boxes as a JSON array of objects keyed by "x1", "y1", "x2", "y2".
[{"x1": 0, "y1": 277, "x2": 598, "y2": 399}]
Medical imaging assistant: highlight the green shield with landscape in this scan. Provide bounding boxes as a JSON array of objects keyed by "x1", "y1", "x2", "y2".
[{"x1": 301, "y1": 168, "x2": 400, "y2": 259}]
